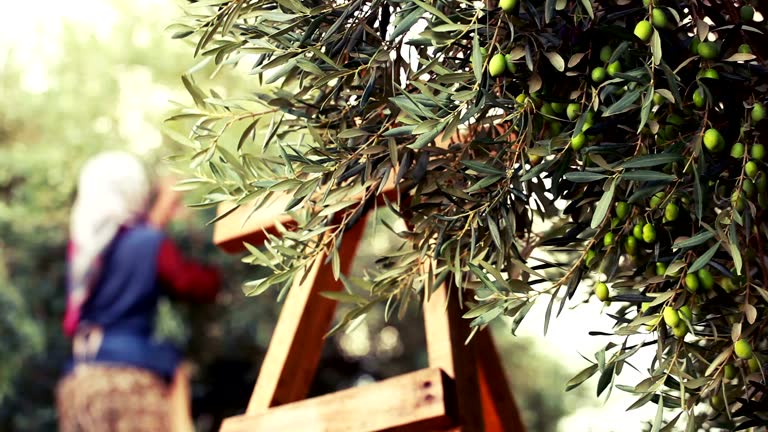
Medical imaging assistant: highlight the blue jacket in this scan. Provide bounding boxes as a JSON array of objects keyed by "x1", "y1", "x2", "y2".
[{"x1": 66, "y1": 225, "x2": 181, "y2": 380}]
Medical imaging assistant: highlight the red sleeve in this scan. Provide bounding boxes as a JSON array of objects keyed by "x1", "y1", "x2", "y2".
[{"x1": 157, "y1": 239, "x2": 220, "y2": 303}]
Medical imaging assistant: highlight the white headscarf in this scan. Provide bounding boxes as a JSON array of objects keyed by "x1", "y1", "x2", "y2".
[{"x1": 63, "y1": 151, "x2": 151, "y2": 336}]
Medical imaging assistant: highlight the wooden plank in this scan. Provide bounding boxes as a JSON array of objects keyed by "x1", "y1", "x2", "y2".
[
  {"x1": 246, "y1": 217, "x2": 368, "y2": 414},
  {"x1": 213, "y1": 175, "x2": 399, "y2": 253},
  {"x1": 221, "y1": 368, "x2": 457, "y2": 432},
  {"x1": 423, "y1": 281, "x2": 484, "y2": 432},
  {"x1": 476, "y1": 330, "x2": 526, "y2": 432},
  {"x1": 212, "y1": 194, "x2": 295, "y2": 253}
]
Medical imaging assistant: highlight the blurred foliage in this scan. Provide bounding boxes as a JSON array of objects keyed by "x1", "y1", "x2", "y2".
[
  {"x1": 0, "y1": 1, "x2": 586, "y2": 431},
  {"x1": 170, "y1": 0, "x2": 768, "y2": 429}
]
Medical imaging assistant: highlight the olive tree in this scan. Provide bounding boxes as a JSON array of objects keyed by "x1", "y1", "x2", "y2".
[{"x1": 168, "y1": 0, "x2": 768, "y2": 428}]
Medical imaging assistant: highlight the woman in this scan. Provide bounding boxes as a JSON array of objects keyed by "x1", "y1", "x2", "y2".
[{"x1": 57, "y1": 151, "x2": 220, "y2": 432}]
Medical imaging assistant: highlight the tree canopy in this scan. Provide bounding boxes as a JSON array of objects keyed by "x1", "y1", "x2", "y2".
[
  {"x1": 170, "y1": 0, "x2": 768, "y2": 428},
  {"x1": 0, "y1": 2, "x2": 586, "y2": 430}
]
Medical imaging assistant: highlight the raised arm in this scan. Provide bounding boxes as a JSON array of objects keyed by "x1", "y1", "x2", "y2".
[{"x1": 157, "y1": 239, "x2": 220, "y2": 303}]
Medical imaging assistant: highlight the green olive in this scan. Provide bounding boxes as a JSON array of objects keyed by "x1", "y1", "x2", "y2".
[
  {"x1": 633, "y1": 224, "x2": 644, "y2": 240},
  {"x1": 741, "y1": 5, "x2": 755, "y2": 21},
  {"x1": 489, "y1": 53, "x2": 507, "y2": 77},
  {"x1": 652, "y1": 8, "x2": 668, "y2": 28},
  {"x1": 650, "y1": 191, "x2": 666, "y2": 208},
  {"x1": 703, "y1": 128, "x2": 725, "y2": 152},
  {"x1": 756, "y1": 171, "x2": 767, "y2": 192},
  {"x1": 603, "y1": 232, "x2": 615, "y2": 247},
  {"x1": 607, "y1": 61, "x2": 622, "y2": 77},
  {"x1": 731, "y1": 142, "x2": 745, "y2": 159},
  {"x1": 615, "y1": 201, "x2": 630, "y2": 219},
  {"x1": 672, "y1": 322, "x2": 688, "y2": 338},
  {"x1": 591, "y1": 67, "x2": 607, "y2": 83},
  {"x1": 697, "y1": 268, "x2": 715, "y2": 290},
  {"x1": 571, "y1": 133, "x2": 587, "y2": 151},
  {"x1": 585, "y1": 249, "x2": 596, "y2": 266},
  {"x1": 634, "y1": 20, "x2": 653, "y2": 42},
  {"x1": 655, "y1": 262, "x2": 667, "y2": 276},
  {"x1": 679, "y1": 305, "x2": 693, "y2": 322},
  {"x1": 599, "y1": 45, "x2": 612, "y2": 63},
  {"x1": 693, "y1": 88, "x2": 706, "y2": 108},
  {"x1": 743, "y1": 178, "x2": 756, "y2": 198},
  {"x1": 734, "y1": 339, "x2": 753, "y2": 359},
  {"x1": 684, "y1": 273, "x2": 699, "y2": 293},
  {"x1": 751, "y1": 143, "x2": 765, "y2": 161},
  {"x1": 624, "y1": 236, "x2": 637, "y2": 255},
  {"x1": 699, "y1": 68, "x2": 719, "y2": 79},
  {"x1": 663, "y1": 306, "x2": 680, "y2": 327},
  {"x1": 690, "y1": 37, "x2": 700, "y2": 54},
  {"x1": 752, "y1": 103, "x2": 765, "y2": 123},
  {"x1": 505, "y1": 54, "x2": 517, "y2": 73},
  {"x1": 711, "y1": 395, "x2": 725, "y2": 411},
  {"x1": 642, "y1": 223, "x2": 656, "y2": 243},
  {"x1": 566, "y1": 103, "x2": 581, "y2": 121},
  {"x1": 732, "y1": 191, "x2": 746, "y2": 212},
  {"x1": 664, "y1": 202, "x2": 679, "y2": 222},
  {"x1": 500, "y1": 0, "x2": 519, "y2": 12},
  {"x1": 746, "y1": 160, "x2": 759, "y2": 179},
  {"x1": 595, "y1": 282, "x2": 610, "y2": 301},
  {"x1": 697, "y1": 41, "x2": 720, "y2": 60},
  {"x1": 540, "y1": 103, "x2": 555, "y2": 117}
]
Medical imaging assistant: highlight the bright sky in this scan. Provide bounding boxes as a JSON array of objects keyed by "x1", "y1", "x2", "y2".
[{"x1": 2, "y1": 1, "x2": 681, "y2": 430}]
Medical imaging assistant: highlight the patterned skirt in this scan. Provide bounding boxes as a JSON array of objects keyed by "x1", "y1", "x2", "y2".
[{"x1": 56, "y1": 365, "x2": 171, "y2": 432}]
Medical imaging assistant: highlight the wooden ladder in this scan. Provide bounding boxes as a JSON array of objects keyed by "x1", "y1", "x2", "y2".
[{"x1": 212, "y1": 194, "x2": 526, "y2": 432}]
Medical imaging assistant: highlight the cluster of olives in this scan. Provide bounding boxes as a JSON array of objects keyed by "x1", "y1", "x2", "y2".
[
  {"x1": 710, "y1": 338, "x2": 760, "y2": 410},
  {"x1": 487, "y1": 0, "x2": 520, "y2": 78},
  {"x1": 701, "y1": 104, "x2": 768, "y2": 211}
]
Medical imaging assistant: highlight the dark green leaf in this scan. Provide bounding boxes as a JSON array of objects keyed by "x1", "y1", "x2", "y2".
[
  {"x1": 688, "y1": 242, "x2": 719, "y2": 272},
  {"x1": 651, "y1": 30, "x2": 662, "y2": 65},
  {"x1": 672, "y1": 231, "x2": 715, "y2": 251},
  {"x1": 596, "y1": 362, "x2": 615, "y2": 397},
  {"x1": 338, "y1": 128, "x2": 372, "y2": 139},
  {"x1": 521, "y1": 159, "x2": 554, "y2": 181},
  {"x1": 472, "y1": 32, "x2": 483, "y2": 82},
  {"x1": 509, "y1": 301, "x2": 534, "y2": 336},
  {"x1": 651, "y1": 394, "x2": 664, "y2": 432},
  {"x1": 564, "y1": 171, "x2": 609, "y2": 182},
  {"x1": 591, "y1": 177, "x2": 615, "y2": 229},
  {"x1": 621, "y1": 170, "x2": 676, "y2": 182},
  {"x1": 468, "y1": 263, "x2": 500, "y2": 293},
  {"x1": 729, "y1": 222, "x2": 743, "y2": 274},
  {"x1": 603, "y1": 90, "x2": 641, "y2": 116},
  {"x1": 566, "y1": 364, "x2": 598, "y2": 391},
  {"x1": 638, "y1": 85, "x2": 654, "y2": 133},
  {"x1": 462, "y1": 300, "x2": 501, "y2": 319},
  {"x1": 545, "y1": 0, "x2": 556, "y2": 23},
  {"x1": 465, "y1": 174, "x2": 503, "y2": 192},
  {"x1": 627, "y1": 393, "x2": 655, "y2": 411},
  {"x1": 462, "y1": 160, "x2": 505, "y2": 175},
  {"x1": 390, "y1": 8, "x2": 423, "y2": 41},
  {"x1": 618, "y1": 153, "x2": 682, "y2": 169}
]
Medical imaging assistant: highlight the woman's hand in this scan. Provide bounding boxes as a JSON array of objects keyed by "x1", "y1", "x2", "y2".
[{"x1": 148, "y1": 176, "x2": 182, "y2": 229}]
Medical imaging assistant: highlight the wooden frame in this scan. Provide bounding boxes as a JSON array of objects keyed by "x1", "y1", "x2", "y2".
[
  {"x1": 222, "y1": 368, "x2": 455, "y2": 432},
  {"x1": 213, "y1": 188, "x2": 526, "y2": 431}
]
